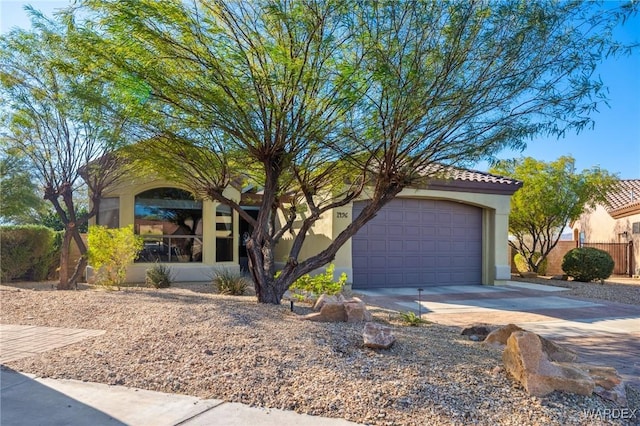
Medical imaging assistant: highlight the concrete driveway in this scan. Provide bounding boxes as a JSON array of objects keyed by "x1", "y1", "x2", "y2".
[{"x1": 355, "y1": 281, "x2": 640, "y2": 387}]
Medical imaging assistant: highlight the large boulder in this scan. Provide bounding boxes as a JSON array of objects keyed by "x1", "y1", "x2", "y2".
[
  {"x1": 484, "y1": 324, "x2": 524, "y2": 347},
  {"x1": 502, "y1": 331, "x2": 594, "y2": 396},
  {"x1": 313, "y1": 294, "x2": 346, "y2": 311},
  {"x1": 303, "y1": 296, "x2": 372, "y2": 323},
  {"x1": 484, "y1": 324, "x2": 577, "y2": 362},
  {"x1": 344, "y1": 298, "x2": 373, "y2": 323},
  {"x1": 303, "y1": 302, "x2": 347, "y2": 322},
  {"x1": 363, "y1": 322, "x2": 396, "y2": 349}
]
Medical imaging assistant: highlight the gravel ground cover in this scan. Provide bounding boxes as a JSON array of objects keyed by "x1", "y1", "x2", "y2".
[{"x1": 1, "y1": 278, "x2": 638, "y2": 426}]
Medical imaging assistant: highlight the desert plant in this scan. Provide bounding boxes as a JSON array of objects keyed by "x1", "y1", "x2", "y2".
[
  {"x1": 87, "y1": 225, "x2": 143, "y2": 288},
  {"x1": 399, "y1": 311, "x2": 427, "y2": 326},
  {"x1": 289, "y1": 264, "x2": 347, "y2": 300},
  {"x1": 145, "y1": 263, "x2": 173, "y2": 288},
  {"x1": 514, "y1": 252, "x2": 548, "y2": 276},
  {"x1": 0, "y1": 225, "x2": 61, "y2": 282},
  {"x1": 213, "y1": 268, "x2": 250, "y2": 295},
  {"x1": 562, "y1": 247, "x2": 614, "y2": 282}
]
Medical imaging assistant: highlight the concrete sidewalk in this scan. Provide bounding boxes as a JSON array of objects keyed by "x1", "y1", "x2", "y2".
[
  {"x1": 0, "y1": 368, "x2": 358, "y2": 426},
  {"x1": 357, "y1": 281, "x2": 640, "y2": 386}
]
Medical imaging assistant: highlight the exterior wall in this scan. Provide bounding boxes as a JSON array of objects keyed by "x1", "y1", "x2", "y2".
[
  {"x1": 90, "y1": 176, "x2": 241, "y2": 283},
  {"x1": 572, "y1": 205, "x2": 640, "y2": 277},
  {"x1": 275, "y1": 187, "x2": 514, "y2": 286}
]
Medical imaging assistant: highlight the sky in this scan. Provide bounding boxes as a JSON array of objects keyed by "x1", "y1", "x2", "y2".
[{"x1": 2, "y1": 0, "x2": 639, "y2": 179}]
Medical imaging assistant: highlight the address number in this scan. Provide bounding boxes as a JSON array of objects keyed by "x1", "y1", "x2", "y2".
[{"x1": 337, "y1": 212, "x2": 349, "y2": 219}]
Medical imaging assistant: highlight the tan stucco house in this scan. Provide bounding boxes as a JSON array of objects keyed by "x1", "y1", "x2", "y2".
[
  {"x1": 571, "y1": 179, "x2": 640, "y2": 277},
  {"x1": 91, "y1": 168, "x2": 522, "y2": 288}
]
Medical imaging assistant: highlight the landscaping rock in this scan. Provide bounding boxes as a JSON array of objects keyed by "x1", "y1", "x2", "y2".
[
  {"x1": 484, "y1": 323, "x2": 577, "y2": 362},
  {"x1": 502, "y1": 331, "x2": 594, "y2": 397},
  {"x1": 484, "y1": 324, "x2": 524, "y2": 347},
  {"x1": 303, "y1": 302, "x2": 347, "y2": 322},
  {"x1": 344, "y1": 298, "x2": 372, "y2": 323},
  {"x1": 584, "y1": 366, "x2": 627, "y2": 405},
  {"x1": 363, "y1": 322, "x2": 396, "y2": 349},
  {"x1": 461, "y1": 325, "x2": 492, "y2": 341},
  {"x1": 313, "y1": 294, "x2": 346, "y2": 311},
  {"x1": 519, "y1": 271, "x2": 538, "y2": 278}
]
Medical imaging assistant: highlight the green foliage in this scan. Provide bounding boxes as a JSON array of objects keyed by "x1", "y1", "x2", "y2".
[
  {"x1": 0, "y1": 225, "x2": 61, "y2": 282},
  {"x1": 87, "y1": 225, "x2": 143, "y2": 288},
  {"x1": 514, "y1": 252, "x2": 548, "y2": 276},
  {"x1": 289, "y1": 264, "x2": 347, "y2": 299},
  {"x1": 399, "y1": 311, "x2": 427, "y2": 326},
  {"x1": 562, "y1": 247, "x2": 614, "y2": 283},
  {"x1": 213, "y1": 269, "x2": 250, "y2": 295},
  {"x1": 72, "y1": 1, "x2": 636, "y2": 303},
  {"x1": 492, "y1": 156, "x2": 618, "y2": 274},
  {"x1": 145, "y1": 263, "x2": 173, "y2": 289},
  {"x1": 0, "y1": 154, "x2": 48, "y2": 224}
]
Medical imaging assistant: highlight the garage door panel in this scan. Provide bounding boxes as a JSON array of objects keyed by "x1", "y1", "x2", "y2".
[{"x1": 353, "y1": 198, "x2": 482, "y2": 289}]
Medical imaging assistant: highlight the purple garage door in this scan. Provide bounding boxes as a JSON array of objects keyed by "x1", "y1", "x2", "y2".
[{"x1": 352, "y1": 198, "x2": 482, "y2": 288}]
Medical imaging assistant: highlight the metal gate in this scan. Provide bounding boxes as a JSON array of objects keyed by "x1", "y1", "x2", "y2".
[{"x1": 581, "y1": 241, "x2": 633, "y2": 276}]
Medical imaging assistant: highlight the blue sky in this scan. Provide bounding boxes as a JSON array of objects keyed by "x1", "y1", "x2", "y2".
[{"x1": 2, "y1": 0, "x2": 639, "y2": 179}]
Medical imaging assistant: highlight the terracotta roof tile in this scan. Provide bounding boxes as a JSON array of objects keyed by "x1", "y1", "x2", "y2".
[{"x1": 605, "y1": 180, "x2": 640, "y2": 211}]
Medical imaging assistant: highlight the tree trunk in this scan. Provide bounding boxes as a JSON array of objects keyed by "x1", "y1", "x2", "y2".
[{"x1": 57, "y1": 229, "x2": 73, "y2": 290}]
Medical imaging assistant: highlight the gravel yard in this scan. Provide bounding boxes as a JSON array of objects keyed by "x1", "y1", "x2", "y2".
[{"x1": 1, "y1": 278, "x2": 638, "y2": 426}]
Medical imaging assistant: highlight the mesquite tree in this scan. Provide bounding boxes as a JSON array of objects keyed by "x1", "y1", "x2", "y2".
[
  {"x1": 0, "y1": 9, "x2": 130, "y2": 289},
  {"x1": 491, "y1": 156, "x2": 618, "y2": 273},
  {"x1": 75, "y1": 0, "x2": 636, "y2": 303}
]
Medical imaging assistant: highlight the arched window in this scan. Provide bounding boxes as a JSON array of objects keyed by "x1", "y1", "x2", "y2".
[{"x1": 134, "y1": 188, "x2": 203, "y2": 263}]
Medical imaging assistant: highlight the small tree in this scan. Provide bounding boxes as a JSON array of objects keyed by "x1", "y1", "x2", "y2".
[
  {"x1": 0, "y1": 8, "x2": 131, "y2": 289},
  {"x1": 491, "y1": 157, "x2": 618, "y2": 273},
  {"x1": 87, "y1": 225, "x2": 143, "y2": 288}
]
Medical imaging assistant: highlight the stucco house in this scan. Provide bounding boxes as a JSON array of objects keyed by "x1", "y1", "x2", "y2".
[
  {"x1": 90, "y1": 167, "x2": 522, "y2": 289},
  {"x1": 571, "y1": 179, "x2": 640, "y2": 277}
]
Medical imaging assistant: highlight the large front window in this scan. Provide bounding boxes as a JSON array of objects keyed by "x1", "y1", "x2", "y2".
[{"x1": 134, "y1": 188, "x2": 202, "y2": 263}]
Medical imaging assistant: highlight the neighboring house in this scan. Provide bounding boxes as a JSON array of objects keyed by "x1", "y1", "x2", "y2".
[
  {"x1": 571, "y1": 179, "x2": 640, "y2": 277},
  {"x1": 89, "y1": 168, "x2": 522, "y2": 288}
]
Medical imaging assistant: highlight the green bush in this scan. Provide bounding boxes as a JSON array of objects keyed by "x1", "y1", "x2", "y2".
[
  {"x1": 562, "y1": 247, "x2": 614, "y2": 282},
  {"x1": 289, "y1": 264, "x2": 347, "y2": 299},
  {"x1": 87, "y1": 225, "x2": 143, "y2": 288},
  {"x1": 0, "y1": 225, "x2": 61, "y2": 282},
  {"x1": 146, "y1": 263, "x2": 174, "y2": 288},
  {"x1": 213, "y1": 268, "x2": 250, "y2": 295},
  {"x1": 514, "y1": 252, "x2": 548, "y2": 275}
]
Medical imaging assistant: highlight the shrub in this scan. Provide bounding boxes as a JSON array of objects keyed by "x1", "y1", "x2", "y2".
[
  {"x1": 289, "y1": 264, "x2": 347, "y2": 299},
  {"x1": 399, "y1": 311, "x2": 427, "y2": 326},
  {"x1": 0, "y1": 225, "x2": 61, "y2": 282},
  {"x1": 562, "y1": 247, "x2": 614, "y2": 282},
  {"x1": 87, "y1": 225, "x2": 143, "y2": 288},
  {"x1": 213, "y1": 268, "x2": 250, "y2": 295},
  {"x1": 514, "y1": 252, "x2": 548, "y2": 275},
  {"x1": 146, "y1": 263, "x2": 173, "y2": 288}
]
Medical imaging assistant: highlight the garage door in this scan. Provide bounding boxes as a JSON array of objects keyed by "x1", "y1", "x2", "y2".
[{"x1": 352, "y1": 198, "x2": 482, "y2": 288}]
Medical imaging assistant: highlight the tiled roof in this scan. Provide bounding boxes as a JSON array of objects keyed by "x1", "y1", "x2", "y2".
[
  {"x1": 605, "y1": 180, "x2": 640, "y2": 212},
  {"x1": 445, "y1": 167, "x2": 522, "y2": 186}
]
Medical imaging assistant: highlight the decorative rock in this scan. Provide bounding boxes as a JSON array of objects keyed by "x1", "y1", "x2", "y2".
[
  {"x1": 344, "y1": 298, "x2": 373, "y2": 322},
  {"x1": 502, "y1": 331, "x2": 594, "y2": 397},
  {"x1": 461, "y1": 325, "x2": 492, "y2": 341},
  {"x1": 363, "y1": 322, "x2": 396, "y2": 349},
  {"x1": 303, "y1": 302, "x2": 347, "y2": 322},
  {"x1": 584, "y1": 366, "x2": 627, "y2": 405},
  {"x1": 313, "y1": 294, "x2": 346, "y2": 311},
  {"x1": 484, "y1": 324, "x2": 524, "y2": 348}
]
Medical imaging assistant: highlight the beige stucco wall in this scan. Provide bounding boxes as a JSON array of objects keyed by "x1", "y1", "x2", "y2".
[
  {"x1": 274, "y1": 187, "x2": 514, "y2": 286},
  {"x1": 91, "y1": 176, "x2": 241, "y2": 283},
  {"x1": 573, "y1": 205, "x2": 640, "y2": 276}
]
